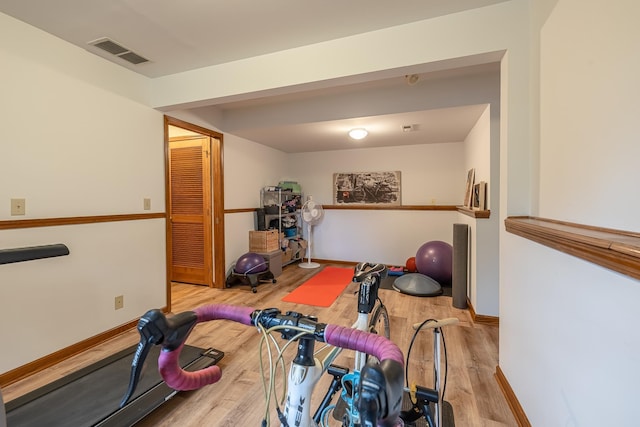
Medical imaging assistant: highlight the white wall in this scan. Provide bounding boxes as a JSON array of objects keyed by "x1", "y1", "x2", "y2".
[
  {"x1": 222, "y1": 134, "x2": 289, "y2": 266},
  {"x1": 458, "y1": 106, "x2": 500, "y2": 316},
  {"x1": 464, "y1": 106, "x2": 491, "y2": 199},
  {"x1": 538, "y1": 1, "x2": 640, "y2": 229},
  {"x1": 500, "y1": 0, "x2": 640, "y2": 425},
  {"x1": 0, "y1": 13, "x2": 165, "y2": 372},
  {"x1": 0, "y1": 221, "x2": 166, "y2": 372},
  {"x1": 288, "y1": 143, "x2": 464, "y2": 265},
  {"x1": 290, "y1": 143, "x2": 466, "y2": 206}
]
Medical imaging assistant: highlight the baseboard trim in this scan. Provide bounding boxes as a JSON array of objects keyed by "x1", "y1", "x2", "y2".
[
  {"x1": 467, "y1": 298, "x2": 499, "y2": 326},
  {"x1": 312, "y1": 263, "x2": 502, "y2": 328},
  {"x1": 310, "y1": 258, "x2": 357, "y2": 266},
  {"x1": 495, "y1": 365, "x2": 531, "y2": 427}
]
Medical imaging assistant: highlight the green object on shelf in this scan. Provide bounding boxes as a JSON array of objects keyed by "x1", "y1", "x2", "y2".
[{"x1": 279, "y1": 181, "x2": 301, "y2": 193}]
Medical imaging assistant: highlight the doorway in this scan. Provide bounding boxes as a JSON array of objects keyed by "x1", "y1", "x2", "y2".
[{"x1": 165, "y1": 116, "x2": 225, "y2": 309}]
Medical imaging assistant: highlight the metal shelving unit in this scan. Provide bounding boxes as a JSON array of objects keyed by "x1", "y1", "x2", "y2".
[{"x1": 260, "y1": 187, "x2": 303, "y2": 264}]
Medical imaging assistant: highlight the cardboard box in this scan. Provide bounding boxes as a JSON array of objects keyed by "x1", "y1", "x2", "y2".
[
  {"x1": 288, "y1": 240, "x2": 299, "y2": 255},
  {"x1": 282, "y1": 248, "x2": 293, "y2": 263},
  {"x1": 249, "y1": 230, "x2": 279, "y2": 252}
]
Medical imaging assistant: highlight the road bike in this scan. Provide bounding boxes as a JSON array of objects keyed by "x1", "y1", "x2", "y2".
[
  {"x1": 312, "y1": 262, "x2": 390, "y2": 426},
  {"x1": 120, "y1": 272, "x2": 404, "y2": 427}
]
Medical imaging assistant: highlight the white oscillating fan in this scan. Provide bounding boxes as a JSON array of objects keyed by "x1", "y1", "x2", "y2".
[{"x1": 299, "y1": 196, "x2": 324, "y2": 269}]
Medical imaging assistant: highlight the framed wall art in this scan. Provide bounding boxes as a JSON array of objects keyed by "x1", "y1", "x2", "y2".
[
  {"x1": 333, "y1": 171, "x2": 401, "y2": 205},
  {"x1": 472, "y1": 181, "x2": 487, "y2": 210},
  {"x1": 463, "y1": 168, "x2": 475, "y2": 208}
]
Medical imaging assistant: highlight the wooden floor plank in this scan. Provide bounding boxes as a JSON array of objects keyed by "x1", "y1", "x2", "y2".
[{"x1": 3, "y1": 263, "x2": 517, "y2": 426}]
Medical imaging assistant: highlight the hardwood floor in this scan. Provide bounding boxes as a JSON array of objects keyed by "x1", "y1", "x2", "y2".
[{"x1": 3, "y1": 263, "x2": 516, "y2": 426}]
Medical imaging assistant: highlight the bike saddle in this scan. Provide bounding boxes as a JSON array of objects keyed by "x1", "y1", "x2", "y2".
[{"x1": 353, "y1": 262, "x2": 388, "y2": 283}]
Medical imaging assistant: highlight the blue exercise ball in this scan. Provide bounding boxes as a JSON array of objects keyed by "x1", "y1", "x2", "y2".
[
  {"x1": 415, "y1": 241, "x2": 453, "y2": 286},
  {"x1": 234, "y1": 252, "x2": 268, "y2": 274}
]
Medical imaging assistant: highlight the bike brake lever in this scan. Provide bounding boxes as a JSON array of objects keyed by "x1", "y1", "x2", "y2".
[
  {"x1": 119, "y1": 335, "x2": 154, "y2": 408},
  {"x1": 119, "y1": 309, "x2": 198, "y2": 407},
  {"x1": 120, "y1": 309, "x2": 166, "y2": 407}
]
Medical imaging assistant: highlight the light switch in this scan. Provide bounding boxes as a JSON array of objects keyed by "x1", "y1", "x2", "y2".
[
  {"x1": 143, "y1": 198, "x2": 151, "y2": 210},
  {"x1": 11, "y1": 198, "x2": 25, "y2": 216}
]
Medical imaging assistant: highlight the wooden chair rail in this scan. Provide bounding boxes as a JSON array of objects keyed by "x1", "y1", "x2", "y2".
[
  {"x1": 505, "y1": 216, "x2": 640, "y2": 280},
  {"x1": 0, "y1": 213, "x2": 165, "y2": 230},
  {"x1": 226, "y1": 205, "x2": 493, "y2": 216}
]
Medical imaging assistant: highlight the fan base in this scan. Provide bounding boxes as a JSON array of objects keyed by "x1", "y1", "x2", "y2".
[{"x1": 299, "y1": 261, "x2": 321, "y2": 269}]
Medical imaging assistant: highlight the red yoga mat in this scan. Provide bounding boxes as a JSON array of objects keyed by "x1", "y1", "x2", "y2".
[{"x1": 281, "y1": 266, "x2": 353, "y2": 307}]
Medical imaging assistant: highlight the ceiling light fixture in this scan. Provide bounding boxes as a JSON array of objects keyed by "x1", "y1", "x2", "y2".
[{"x1": 348, "y1": 128, "x2": 368, "y2": 140}]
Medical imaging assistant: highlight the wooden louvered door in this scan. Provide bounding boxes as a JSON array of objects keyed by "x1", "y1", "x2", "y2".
[{"x1": 168, "y1": 136, "x2": 212, "y2": 286}]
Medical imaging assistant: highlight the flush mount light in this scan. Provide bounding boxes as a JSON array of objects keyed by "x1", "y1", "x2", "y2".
[{"x1": 348, "y1": 128, "x2": 368, "y2": 140}]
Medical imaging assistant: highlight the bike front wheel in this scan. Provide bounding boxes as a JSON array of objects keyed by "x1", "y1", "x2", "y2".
[
  {"x1": 367, "y1": 303, "x2": 391, "y2": 364},
  {"x1": 369, "y1": 303, "x2": 390, "y2": 338}
]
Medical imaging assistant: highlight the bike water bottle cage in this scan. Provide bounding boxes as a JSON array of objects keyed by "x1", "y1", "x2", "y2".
[{"x1": 120, "y1": 309, "x2": 198, "y2": 407}]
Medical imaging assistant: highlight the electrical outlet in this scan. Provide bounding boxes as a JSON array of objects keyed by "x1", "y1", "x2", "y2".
[
  {"x1": 11, "y1": 198, "x2": 26, "y2": 215},
  {"x1": 114, "y1": 295, "x2": 124, "y2": 310},
  {"x1": 430, "y1": 198, "x2": 436, "y2": 205},
  {"x1": 143, "y1": 198, "x2": 151, "y2": 210}
]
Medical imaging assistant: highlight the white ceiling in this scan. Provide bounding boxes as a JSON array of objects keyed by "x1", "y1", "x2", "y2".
[{"x1": 0, "y1": 0, "x2": 506, "y2": 152}]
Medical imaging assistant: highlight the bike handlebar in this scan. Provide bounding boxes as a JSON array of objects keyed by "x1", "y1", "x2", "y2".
[
  {"x1": 121, "y1": 303, "x2": 404, "y2": 426},
  {"x1": 159, "y1": 304, "x2": 403, "y2": 391}
]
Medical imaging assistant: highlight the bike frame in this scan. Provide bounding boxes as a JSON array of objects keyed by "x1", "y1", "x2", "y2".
[
  {"x1": 274, "y1": 311, "x2": 371, "y2": 427},
  {"x1": 278, "y1": 341, "x2": 341, "y2": 426},
  {"x1": 258, "y1": 265, "x2": 388, "y2": 427}
]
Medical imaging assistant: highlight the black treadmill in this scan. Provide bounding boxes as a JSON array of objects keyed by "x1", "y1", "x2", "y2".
[{"x1": 4, "y1": 345, "x2": 223, "y2": 427}]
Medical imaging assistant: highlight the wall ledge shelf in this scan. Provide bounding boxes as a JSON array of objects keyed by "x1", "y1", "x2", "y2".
[
  {"x1": 505, "y1": 216, "x2": 640, "y2": 280},
  {"x1": 457, "y1": 206, "x2": 491, "y2": 218}
]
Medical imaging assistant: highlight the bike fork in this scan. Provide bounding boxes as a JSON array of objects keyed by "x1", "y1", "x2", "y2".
[{"x1": 313, "y1": 364, "x2": 349, "y2": 424}]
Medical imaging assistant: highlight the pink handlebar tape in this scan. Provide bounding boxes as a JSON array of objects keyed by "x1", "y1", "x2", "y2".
[
  {"x1": 158, "y1": 304, "x2": 255, "y2": 390},
  {"x1": 324, "y1": 324, "x2": 404, "y2": 366}
]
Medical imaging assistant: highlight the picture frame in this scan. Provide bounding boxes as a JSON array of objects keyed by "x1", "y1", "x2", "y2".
[
  {"x1": 333, "y1": 171, "x2": 401, "y2": 205},
  {"x1": 472, "y1": 181, "x2": 487, "y2": 210},
  {"x1": 464, "y1": 168, "x2": 475, "y2": 208}
]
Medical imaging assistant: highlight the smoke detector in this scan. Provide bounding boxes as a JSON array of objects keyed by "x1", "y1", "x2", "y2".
[{"x1": 405, "y1": 74, "x2": 420, "y2": 86}]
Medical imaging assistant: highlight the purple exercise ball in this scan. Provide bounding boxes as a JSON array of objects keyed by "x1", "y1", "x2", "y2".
[
  {"x1": 234, "y1": 252, "x2": 268, "y2": 274},
  {"x1": 415, "y1": 241, "x2": 453, "y2": 285}
]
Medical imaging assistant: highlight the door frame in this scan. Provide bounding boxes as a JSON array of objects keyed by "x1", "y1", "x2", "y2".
[{"x1": 164, "y1": 116, "x2": 225, "y2": 310}]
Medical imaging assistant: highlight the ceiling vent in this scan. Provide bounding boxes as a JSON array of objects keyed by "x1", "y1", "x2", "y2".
[
  {"x1": 88, "y1": 38, "x2": 149, "y2": 65},
  {"x1": 402, "y1": 124, "x2": 420, "y2": 132}
]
